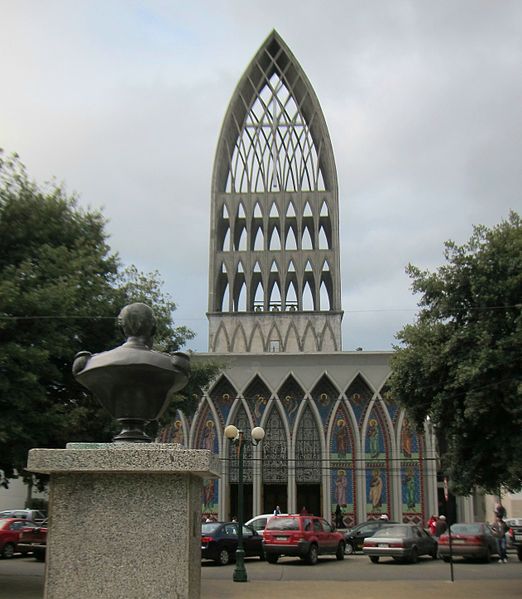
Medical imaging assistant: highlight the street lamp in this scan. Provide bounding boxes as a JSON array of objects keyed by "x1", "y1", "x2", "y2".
[{"x1": 224, "y1": 423, "x2": 265, "y2": 582}]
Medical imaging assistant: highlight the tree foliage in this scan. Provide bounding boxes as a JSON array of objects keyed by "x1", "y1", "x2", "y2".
[
  {"x1": 0, "y1": 152, "x2": 218, "y2": 487},
  {"x1": 388, "y1": 212, "x2": 522, "y2": 495}
]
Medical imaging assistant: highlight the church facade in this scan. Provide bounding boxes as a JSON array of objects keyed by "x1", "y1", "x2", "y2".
[{"x1": 160, "y1": 31, "x2": 477, "y2": 526}]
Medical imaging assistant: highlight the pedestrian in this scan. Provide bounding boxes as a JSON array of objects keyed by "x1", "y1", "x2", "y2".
[
  {"x1": 273, "y1": 505, "x2": 281, "y2": 515},
  {"x1": 335, "y1": 504, "x2": 344, "y2": 528},
  {"x1": 434, "y1": 515, "x2": 447, "y2": 538},
  {"x1": 427, "y1": 515, "x2": 438, "y2": 536},
  {"x1": 491, "y1": 514, "x2": 508, "y2": 562},
  {"x1": 299, "y1": 506, "x2": 308, "y2": 515},
  {"x1": 494, "y1": 499, "x2": 507, "y2": 520}
]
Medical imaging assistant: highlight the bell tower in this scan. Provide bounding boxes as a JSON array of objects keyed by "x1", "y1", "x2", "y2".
[{"x1": 208, "y1": 30, "x2": 343, "y2": 353}]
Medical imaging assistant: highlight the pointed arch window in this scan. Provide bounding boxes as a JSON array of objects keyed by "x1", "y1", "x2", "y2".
[
  {"x1": 262, "y1": 409, "x2": 288, "y2": 483},
  {"x1": 221, "y1": 227, "x2": 230, "y2": 251},
  {"x1": 320, "y1": 280, "x2": 331, "y2": 310},
  {"x1": 253, "y1": 227, "x2": 264, "y2": 250},
  {"x1": 303, "y1": 280, "x2": 315, "y2": 311},
  {"x1": 295, "y1": 405, "x2": 321, "y2": 482},
  {"x1": 222, "y1": 49, "x2": 328, "y2": 193},
  {"x1": 320, "y1": 200, "x2": 329, "y2": 217},
  {"x1": 285, "y1": 226, "x2": 297, "y2": 250},
  {"x1": 302, "y1": 226, "x2": 313, "y2": 250},
  {"x1": 235, "y1": 227, "x2": 247, "y2": 251},
  {"x1": 253, "y1": 280, "x2": 264, "y2": 311},
  {"x1": 269, "y1": 281, "x2": 282, "y2": 311},
  {"x1": 286, "y1": 202, "x2": 296, "y2": 217},
  {"x1": 220, "y1": 282, "x2": 230, "y2": 312},
  {"x1": 269, "y1": 227, "x2": 281, "y2": 250},
  {"x1": 285, "y1": 280, "x2": 298, "y2": 310},
  {"x1": 234, "y1": 280, "x2": 247, "y2": 311},
  {"x1": 318, "y1": 225, "x2": 329, "y2": 250}
]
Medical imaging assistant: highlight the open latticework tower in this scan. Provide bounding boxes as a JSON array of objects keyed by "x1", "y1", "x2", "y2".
[{"x1": 208, "y1": 31, "x2": 343, "y2": 353}]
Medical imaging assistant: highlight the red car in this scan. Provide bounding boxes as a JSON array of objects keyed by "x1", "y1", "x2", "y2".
[
  {"x1": 0, "y1": 518, "x2": 35, "y2": 559},
  {"x1": 17, "y1": 521, "x2": 48, "y2": 561},
  {"x1": 263, "y1": 514, "x2": 345, "y2": 564}
]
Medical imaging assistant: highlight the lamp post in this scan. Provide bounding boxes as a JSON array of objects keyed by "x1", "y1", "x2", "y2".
[{"x1": 224, "y1": 424, "x2": 265, "y2": 583}]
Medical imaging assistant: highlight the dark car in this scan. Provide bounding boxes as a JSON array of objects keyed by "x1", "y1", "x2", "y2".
[
  {"x1": 201, "y1": 522, "x2": 264, "y2": 565},
  {"x1": 263, "y1": 514, "x2": 345, "y2": 565},
  {"x1": 17, "y1": 521, "x2": 48, "y2": 561},
  {"x1": 344, "y1": 519, "x2": 399, "y2": 554},
  {"x1": 0, "y1": 518, "x2": 37, "y2": 559},
  {"x1": 362, "y1": 523, "x2": 438, "y2": 563},
  {"x1": 438, "y1": 523, "x2": 498, "y2": 562}
]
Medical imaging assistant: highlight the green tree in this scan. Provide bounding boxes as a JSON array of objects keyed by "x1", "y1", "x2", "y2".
[
  {"x1": 0, "y1": 152, "x2": 218, "y2": 487},
  {"x1": 388, "y1": 212, "x2": 522, "y2": 495}
]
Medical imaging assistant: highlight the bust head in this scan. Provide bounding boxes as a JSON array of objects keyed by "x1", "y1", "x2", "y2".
[{"x1": 118, "y1": 303, "x2": 156, "y2": 347}]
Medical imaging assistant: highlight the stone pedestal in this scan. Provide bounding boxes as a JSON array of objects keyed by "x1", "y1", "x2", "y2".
[{"x1": 27, "y1": 443, "x2": 220, "y2": 599}]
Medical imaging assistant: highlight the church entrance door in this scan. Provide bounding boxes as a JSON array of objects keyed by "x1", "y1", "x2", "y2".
[{"x1": 296, "y1": 483, "x2": 321, "y2": 516}]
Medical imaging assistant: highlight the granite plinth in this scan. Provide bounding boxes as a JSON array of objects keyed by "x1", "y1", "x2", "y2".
[{"x1": 27, "y1": 444, "x2": 220, "y2": 599}]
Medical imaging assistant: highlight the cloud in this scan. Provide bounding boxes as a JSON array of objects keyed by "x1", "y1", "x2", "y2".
[{"x1": 1, "y1": 1, "x2": 521, "y2": 352}]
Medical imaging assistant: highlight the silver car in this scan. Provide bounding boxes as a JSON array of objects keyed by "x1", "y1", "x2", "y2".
[{"x1": 362, "y1": 523, "x2": 438, "y2": 563}]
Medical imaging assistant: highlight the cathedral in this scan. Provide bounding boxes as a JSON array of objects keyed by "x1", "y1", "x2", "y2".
[{"x1": 159, "y1": 31, "x2": 476, "y2": 527}]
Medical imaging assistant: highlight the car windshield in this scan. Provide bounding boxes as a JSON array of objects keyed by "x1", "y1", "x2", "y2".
[
  {"x1": 201, "y1": 523, "x2": 221, "y2": 534},
  {"x1": 266, "y1": 517, "x2": 299, "y2": 531},
  {"x1": 450, "y1": 524, "x2": 483, "y2": 535},
  {"x1": 376, "y1": 526, "x2": 409, "y2": 537}
]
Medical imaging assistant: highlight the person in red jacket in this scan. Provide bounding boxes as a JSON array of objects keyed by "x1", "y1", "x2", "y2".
[{"x1": 427, "y1": 515, "x2": 437, "y2": 536}]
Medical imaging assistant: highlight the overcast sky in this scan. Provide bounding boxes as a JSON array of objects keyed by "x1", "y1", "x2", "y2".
[{"x1": 2, "y1": 1, "x2": 521, "y2": 352}]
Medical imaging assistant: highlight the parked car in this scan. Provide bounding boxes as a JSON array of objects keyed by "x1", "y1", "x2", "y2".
[
  {"x1": 362, "y1": 523, "x2": 438, "y2": 563},
  {"x1": 438, "y1": 523, "x2": 499, "y2": 562},
  {"x1": 505, "y1": 518, "x2": 522, "y2": 560},
  {"x1": 245, "y1": 513, "x2": 288, "y2": 537},
  {"x1": 17, "y1": 521, "x2": 48, "y2": 561},
  {"x1": 0, "y1": 518, "x2": 38, "y2": 559},
  {"x1": 344, "y1": 519, "x2": 399, "y2": 554},
  {"x1": 0, "y1": 509, "x2": 46, "y2": 524},
  {"x1": 201, "y1": 522, "x2": 264, "y2": 565},
  {"x1": 263, "y1": 514, "x2": 345, "y2": 564}
]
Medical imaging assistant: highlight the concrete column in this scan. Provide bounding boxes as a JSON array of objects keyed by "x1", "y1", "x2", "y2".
[{"x1": 28, "y1": 443, "x2": 219, "y2": 599}]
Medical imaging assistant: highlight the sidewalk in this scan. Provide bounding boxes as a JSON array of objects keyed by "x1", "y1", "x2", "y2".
[
  {"x1": 1, "y1": 572, "x2": 520, "y2": 599},
  {"x1": 202, "y1": 579, "x2": 521, "y2": 599}
]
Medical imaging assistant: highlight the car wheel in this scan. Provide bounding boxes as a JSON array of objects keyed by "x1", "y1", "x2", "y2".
[
  {"x1": 1, "y1": 543, "x2": 15, "y2": 559},
  {"x1": 266, "y1": 554, "x2": 278, "y2": 564},
  {"x1": 216, "y1": 548, "x2": 230, "y2": 566},
  {"x1": 369, "y1": 555, "x2": 380, "y2": 563},
  {"x1": 431, "y1": 547, "x2": 438, "y2": 559},
  {"x1": 35, "y1": 551, "x2": 45, "y2": 562},
  {"x1": 336, "y1": 542, "x2": 345, "y2": 560},
  {"x1": 482, "y1": 548, "x2": 491, "y2": 563},
  {"x1": 517, "y1": 547, "x2": 522, "y2": 562},
  {"x1": 306, "y1": 544, "x2": 318, "y2": 565},
  {"x1": 258, "y1": 547, "x2": 265, "y2": 561},
  {"x1": 345, "y1": 542, "x2": 354, "y2": 555},
  {"x1": 410, "y1": 548, "x2": 418, "y2": 564},
  {"x1": 442, "y1": 555, "x2": 451, "y2": 563}
]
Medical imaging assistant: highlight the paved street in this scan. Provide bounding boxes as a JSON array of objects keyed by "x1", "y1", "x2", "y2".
[{"x1": 0, "y1": 553, "x2": 520, "y2": 598}]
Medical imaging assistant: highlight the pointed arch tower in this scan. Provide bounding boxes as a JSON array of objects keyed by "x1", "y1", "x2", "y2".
[{"x1": 208, "y1": 30, "x2": 343, "y2": 353}]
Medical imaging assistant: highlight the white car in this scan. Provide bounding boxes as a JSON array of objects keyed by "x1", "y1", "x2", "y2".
[{"x1": 246, "y1": 513, "x2": 288, "y2": 537}]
